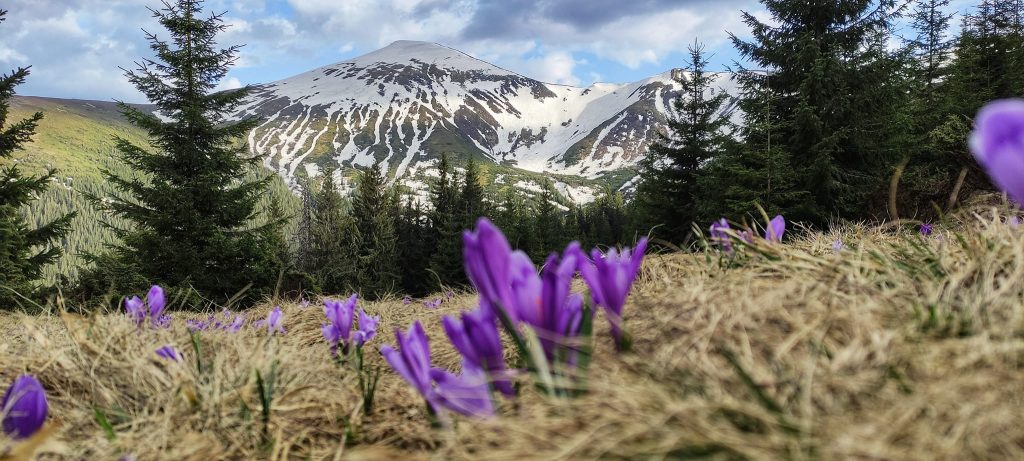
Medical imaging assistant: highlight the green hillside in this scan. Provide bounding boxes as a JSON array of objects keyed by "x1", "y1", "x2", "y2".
[{"x1": 9, "y1": 96, "x2": 298, "y2": 284}]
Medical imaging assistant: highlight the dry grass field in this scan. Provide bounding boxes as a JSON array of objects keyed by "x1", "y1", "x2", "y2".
[{"x1": 2, "y1": 206, "x2": 1024, "y2": 460}]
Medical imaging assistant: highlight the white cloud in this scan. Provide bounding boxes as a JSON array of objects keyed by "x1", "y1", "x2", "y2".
[
  {"x1": 1, "y1": 0, "x2": 763, "y2": 100},
  {"x1": 215, "y1": 76, "x2": 244, "y2": 91}
]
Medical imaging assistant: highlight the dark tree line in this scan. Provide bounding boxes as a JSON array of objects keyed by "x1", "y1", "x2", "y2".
[
  {"x1": 631, "y1": 0, "x2": 1024, "y2": 242},
  {"x1": 294, "y1": 154, "x2": 631, "y2": 299}
]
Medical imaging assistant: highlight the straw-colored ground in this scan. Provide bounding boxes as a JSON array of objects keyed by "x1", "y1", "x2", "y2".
[{"x1": 2, "y1": 207, "x2": 1024, "y2": 460}]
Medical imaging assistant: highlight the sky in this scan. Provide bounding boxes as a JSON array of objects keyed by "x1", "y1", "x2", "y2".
[{"x1": 0, "y1": 0, "x2": 982, "y2": 103}]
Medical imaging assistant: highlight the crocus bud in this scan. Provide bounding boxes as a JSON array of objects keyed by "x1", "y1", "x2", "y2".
[
  {"x1": 970, "y1": 99, "x2": 1024, "y2": 204},
  {"x1": 1, "y1": 375, "x2": 48, "y2": 439}
]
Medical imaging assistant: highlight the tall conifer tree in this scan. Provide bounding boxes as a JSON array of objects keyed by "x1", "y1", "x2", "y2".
[
  {"x1": 634, "y1": 41, "x2": 733, "y2": 239},
  {"x1": 0, "y1": 10, "x2": 74, "y2": 307},
  {"x1": 729, "y1": 0, "x2": 902, "y2": 224},
  {"x1": 87, "y1": 0, "x2": 285, "y2": 303},
  {"x1": 351, "y1": 164, "x2": 399, "y2": 299}
]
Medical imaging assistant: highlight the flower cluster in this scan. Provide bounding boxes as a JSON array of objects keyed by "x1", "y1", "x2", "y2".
[
  {"x1": 707, "y1": 215, "x2": 787, "y2": 251},
  {"x1": 1, "y1": 375, "x2": 48, "y2": 440},
  {"x1": 124, "y1": 285, "x2": 171, "y2": 329},
  {"x1": 185, "y1": 309, "x2": 246, "y2": 333},
  {"x1": 384, "y1": 218, "x2": 648, "y2": 420},
  {"x1": 321, "y1": 294, "x2": 379, "y2": 356}
]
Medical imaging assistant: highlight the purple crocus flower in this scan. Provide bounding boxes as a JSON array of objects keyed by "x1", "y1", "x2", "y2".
[
  {"x1": 255, "y1": 307, "x2": 285, "y2": 336},
  {"x1": 423, "y1": 299, "x2": 442, "y2": 309},
  {"x1": 1, "y1": 375, "x2": 48, "y2": 439},
  {"x1": 579, "y1": 238, "x2": 648, "y2": 348},
  {"x1": 765, "y1": 215, "x2": 786, "y2": 243},
  {"x1": 155, "y1": 345, "x2": 182, "y2": 362},
  {"x1": 382, "y1": 322, "x2": 494, "y2": 418},
  {"x1": 124, "y1": 296, "x2": 146, "y2": 327},
  {"x1": 920, "y1": 222, "x2": 933, "y2": 236},
  {"x1": 463, "y1": 218, "x2": 517, "y2": 317},
  {"x1": 429, "y1": 360, "x2": 495, "y2": 418},
  {"x1": 739, "y1": 230, "x2": 754, "y2": 244},
  {"x1": 709, "y1": 218, "x2": 732, "y2": 251},
  {"x1": 1011, "y1": 216, "x2": 1021, "y2": 228},
  {"x1": 147, "y1": 285, "x2": 166, "y2": 321},
  {"x1": 381, "y1": 321, "x2": 439, "y2": 412},
  {"x1": 831, "y1": 240, "x2": 845, "y2": 252},
  {"x1": 402, "y1": 296, "x2": 412, "y2": 305},
  {"x1": 969, "y1": 99, "x2": 1024, "y2": 204},
  {"x1": 224, "y1": 314, "x2": 245, "y2": 333},
  {"x1": 535, "y1": 247, "x2": 585, "y2": 364},
  {"x1": 323, "y1": 295, "x2": 357, "y2": 351},
  {"x1": 353, "y1": 309, "x2": 380, "y2": 347},
  {"x1": 185, "y1": 319, "x2": 208, "y2": 332},
  {"x1": 299, "y1": 298, "x2": 310, "y2": 309},
  {"x1": 442, "y1": 307, "x2": 513, "y2": 396}
]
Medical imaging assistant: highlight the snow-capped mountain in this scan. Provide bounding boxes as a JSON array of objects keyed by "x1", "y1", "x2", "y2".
[{"x1": 234, "y1": 40, "x2": 730, "y2": 197}]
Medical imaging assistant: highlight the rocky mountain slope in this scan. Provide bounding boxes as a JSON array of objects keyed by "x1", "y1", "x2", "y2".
[{"x1": 234, "y1": 40, "x2": 731, "y2": 196}]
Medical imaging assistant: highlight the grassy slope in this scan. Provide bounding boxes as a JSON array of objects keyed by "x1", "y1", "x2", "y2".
[
  {"x1": 1, "y1": 206, "x2": 1022, "y2": 459},
  {"x1": 8, "y1": 96, "x2": 300, "y2": 283}
]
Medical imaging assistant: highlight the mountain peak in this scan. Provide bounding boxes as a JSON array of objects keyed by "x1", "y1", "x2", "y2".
[{"x1": 345, "y1": 40, "x2": 515, "y2": 76}]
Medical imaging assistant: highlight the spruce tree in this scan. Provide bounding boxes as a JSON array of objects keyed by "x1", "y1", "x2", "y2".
[
  {"x1": 85, "y1": 0, "x2": 285, "y2": 304},
  {"x1": 350, "y1": 164, "x2": 400, "y2": 299},
  {"x1": 634, "y1": 41, "x2": 733, "y2": 240},
  {"x1": 899, "y1": 0, "x2": 959, "y2": 215},
  {"x1": 0, "y1": 9, "x2": 74, "y2": 307},
  {"x1": 729, "y1": 0, "x2": 903, "y2": 224},
  {"x1": 299, "y1": 171, "x2": 356, "y2": 294},
  {"x1": 459, "y1": 156, "x2": 486, "y2": 228},
  {"x1": 396, "y1": 194, "x2": 430, "y2": 296},
  {"x1": 428, "y1": 154, "x2": 465, "y2": 287},
  {"x1": 531, "y1": 179, "x2": 563, "y2": 260}
]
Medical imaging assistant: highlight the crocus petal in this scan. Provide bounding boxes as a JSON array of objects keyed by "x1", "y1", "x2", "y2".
[
  {"x1": 1, "y1": 375, "x2": 48, "y2": 439},
  {"x1": 765, "y1": 215, "x2": 786, "y2": 242},
  {"x1": 430, "y1": 361, "x2": 495, "y2": 418},
  {"x1": 463, "y1": 218, "x2": 515, "y2": 313},
  {"x1": 970, "y1": 100, "x2": 1024, "y2": 204},
  {"x1": 147, "y1": 285, "x2": 166, "y2": 319}
]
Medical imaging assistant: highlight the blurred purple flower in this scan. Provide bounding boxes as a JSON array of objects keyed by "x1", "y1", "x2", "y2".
[
  {"x1": 382, "y1": 322, "x2": 494, "y2": 418},
  {"x1": 423, "y1": 299, "x2": 442, "y2": 309},
  {"x1": 255, "y1": 307, "x2": 285, "y2": 336},
  {"x1": 353, "y1": 309, "x2": 380, "y2": 347},
  {"x1": 739, "y1": 230, "x2": 754, "y2": 244},
  {"x1": 531, "y1": 246, "x2": 585, "y2": 365},
  {"x1": 147, "y1": 285, "x2": 166, "y2": 321},
  {"x1": 1, "y1": 375, "x2": 48, "y2": 439},
  {"x1": 124, "y1": 285, "x2": 169, "y2": 329},
  {"x1": 831, "y1": 240, "x2": 845, "y2": 252},
  {"x1": 463, "y1": 218, "x2": 517, "y2": 317},
  {"x1": 580, "y1": 238, "x2": 648, "y2": 348},
  {"x1": 402, "y1": 296, "x2": 412, "y2": 305},
  {"x1": 185, "y1": 319, "x2": 208, "y2": 332},
  {"x1": 709, "y1": 218, "x2": 732, "y2": 252},
  {"x1": 155, "y1": 345, "x2": 182, "y2": 362},
  {"x1": 920, "y1": 222, "x2": 933, "y2": 236},
  {"x1": 429, "y1": 360, "x2": 495, "y2": 418},
  {"x1": 446, "y1": 291, "x2": 455, "y2": 300},
  {"x1": 381, "y1": 321, "x2": 439, "y2": 412},
  {"x1": 969, "y1": 99, "x2": 1024, "y2": 204},
  {"x1": 124, "y1": 296, "x2": 146, "y2": 327},
  {"x1": 1011, "y1": 216, "x2": 1021, "y2": 228},
  {"x1": 442, "y1": 307, "x2": 513, "y2": 396},
  {"x1": 299, "y1": 298, "x2": 310, "y2": 309},
  {"x1": 765, "y1": 215, "x2": 786, "y2": 243}
]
